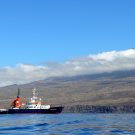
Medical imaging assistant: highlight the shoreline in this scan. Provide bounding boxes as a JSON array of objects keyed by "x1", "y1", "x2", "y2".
[{"x1": 63, "y1": 105, "x2": 135, "y2": 113}]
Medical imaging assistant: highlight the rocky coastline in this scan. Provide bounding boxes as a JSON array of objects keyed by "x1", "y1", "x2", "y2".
[{"x1": 63, "y1": 105, "x2": 135, "y2": 113}]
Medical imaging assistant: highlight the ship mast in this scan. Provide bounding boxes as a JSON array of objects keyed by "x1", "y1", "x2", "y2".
[
  {"x1": 17, "y1": 88, "x2": 20, "y2": 97},
  {"x1": 32, "y1": 88, "x2": 38, "y2": 99}
]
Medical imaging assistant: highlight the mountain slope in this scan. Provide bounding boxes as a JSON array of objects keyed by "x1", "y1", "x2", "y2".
[{"x1": 0, "y1": 70, "x2": 135, "y2": 108}]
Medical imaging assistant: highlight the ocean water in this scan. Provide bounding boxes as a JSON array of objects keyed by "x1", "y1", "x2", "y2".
[{"x1": 0, "y1": 114, "x2": 135, "y2": 135}]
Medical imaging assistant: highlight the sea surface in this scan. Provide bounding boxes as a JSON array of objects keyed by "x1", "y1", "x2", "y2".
[{"x1": 0, "y1": 113, "x2": 135, "y2": 135}]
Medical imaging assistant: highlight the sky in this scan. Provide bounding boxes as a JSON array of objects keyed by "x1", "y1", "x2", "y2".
[{"x1": 0, "y1": 0, "x2": 135, "y2": 86}]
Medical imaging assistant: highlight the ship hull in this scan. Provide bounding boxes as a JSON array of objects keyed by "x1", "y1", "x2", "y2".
[{"x1": 0, "y1": 107, "x2": 64, "y2": 114}]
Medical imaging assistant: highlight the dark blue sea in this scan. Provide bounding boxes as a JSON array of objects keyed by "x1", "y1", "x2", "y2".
[{"x1": 0, "y1": 113, "x2": 135, "y2": 135}]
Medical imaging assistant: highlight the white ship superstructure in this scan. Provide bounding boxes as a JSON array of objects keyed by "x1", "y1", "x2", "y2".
[{"x1": 25, "y1": 88, "x2": 50, "y2": 109}]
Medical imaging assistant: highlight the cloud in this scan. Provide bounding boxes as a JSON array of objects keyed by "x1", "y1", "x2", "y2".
[{"x1": 0, "y1": 49, "x2": 135, "y2": 87}]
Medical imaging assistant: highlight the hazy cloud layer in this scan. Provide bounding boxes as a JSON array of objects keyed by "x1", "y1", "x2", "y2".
[{"x1": 1, "y1": 49, "x2": 135, "y2": 87}]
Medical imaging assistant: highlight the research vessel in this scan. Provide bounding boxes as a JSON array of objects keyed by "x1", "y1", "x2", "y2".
[{"x1": 0, "y1": 88, "x2": 64, "y2": 114}]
